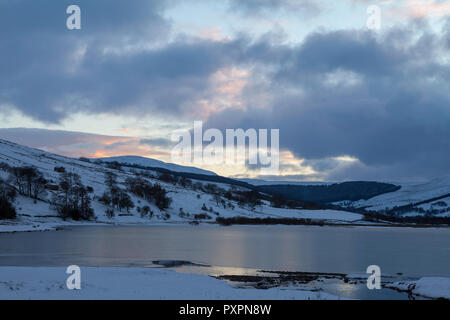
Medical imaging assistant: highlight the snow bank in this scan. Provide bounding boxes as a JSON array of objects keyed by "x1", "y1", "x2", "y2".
[
  {"x1": 387, "y1": 277, "x2": 450, "y2": 300},
  {"x1": 0, "y1": 267, "x2": 340, "y2": 300}
]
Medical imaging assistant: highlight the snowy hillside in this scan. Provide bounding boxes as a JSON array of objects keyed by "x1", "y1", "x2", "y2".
[
  {"x1": 0, "y1": 139, "x2": 364, "y2": 232},
  {"x1": 348, "y1": 175, "x2": 450, "y2": 217},
  {"x1": 98, "y1": 156, "x2": 217, "y2": 176}
]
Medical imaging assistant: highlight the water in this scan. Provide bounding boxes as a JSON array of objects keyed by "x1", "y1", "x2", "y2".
[{"x1": 0, "y1": 225, "x2": 449, "y2": 299}]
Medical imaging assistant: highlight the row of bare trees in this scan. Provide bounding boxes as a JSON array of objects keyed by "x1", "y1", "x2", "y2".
[
  {"x1": 99, "y1": 172, "x2": 135, "y2": 215},
  {"x1": 8, "y1": 166, "x2": 47, "y2": 200},
  {"x1": 52, "y1": 172, "x2": 94, "y2": 221},
  {"x1": 125, "y1": 176, "x2": 172, "y2": 211}
]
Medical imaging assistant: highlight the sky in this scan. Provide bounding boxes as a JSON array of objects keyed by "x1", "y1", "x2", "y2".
[{"x1": 0, "y1": 0, "x2": 449, "y2": 182}]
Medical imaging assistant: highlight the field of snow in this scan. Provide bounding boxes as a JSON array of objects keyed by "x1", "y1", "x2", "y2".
[
  {"x1": 0, "y1": 139, "x2": 364, "y2": 233},
  {"x1": 0, "y1": 266, "x2": 339, "y2": 300}
]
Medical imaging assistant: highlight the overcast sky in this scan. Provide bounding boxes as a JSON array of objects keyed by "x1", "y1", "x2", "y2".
[{"x1": 0, "y1": 0, "x2": 449, "y2": 182}]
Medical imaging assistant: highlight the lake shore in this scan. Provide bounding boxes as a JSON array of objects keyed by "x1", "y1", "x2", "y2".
[
  {"x1": 1, "y1": 216, "x2": 449, "y2": 234},
  {"x1": 1, "y1": 225, "x2": 450, "y2": 300},
  {"x1": 0, "y1": 266, "x2": 341, "y2": 300},
  {"x1": 1, "y1": 266, "x2": 448, "y2": 300}
]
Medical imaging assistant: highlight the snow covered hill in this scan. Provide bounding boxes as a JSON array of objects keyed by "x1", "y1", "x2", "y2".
[
  {"x1": 0, "y1": 139, "x2": 364, "y2": 232},
  {"x1": 346, "y1": 175, "x2": 450, "y2": 217},
  {"x1": 98, "y1": 155, "x2": 217, "y2": 176}
]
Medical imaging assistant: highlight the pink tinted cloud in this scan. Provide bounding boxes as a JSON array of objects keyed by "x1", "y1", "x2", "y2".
[
  {"x1": 0, "y1": 128, "x2": 170, "y2": 160},
  {"x1": 382, "y1": 0, "x2": 450, "y2": 18}
]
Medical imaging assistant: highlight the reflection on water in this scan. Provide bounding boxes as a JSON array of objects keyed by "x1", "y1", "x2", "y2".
[
  {"x1": 0, "y1": 225, "x2": 449, "y2": 299},
  {"x1": 164, "y1": 263, "x2": 418, "y2": 300}
]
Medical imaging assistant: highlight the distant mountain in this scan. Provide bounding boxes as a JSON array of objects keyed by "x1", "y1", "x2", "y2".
[
  {"x1": 239, "y1": 178, "x2": 331, "y2": 186},
  {"x1": 256, "y1": 182, "x2": 402, "y2": 203},
  {"x1": 350, "y1": 175, "x2": 450, "y2": 215},
  {"x1": 97, "y1": 156, "x2": 217, "y2": 176}
]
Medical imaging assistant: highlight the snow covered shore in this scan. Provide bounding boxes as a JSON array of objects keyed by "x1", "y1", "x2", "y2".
[
  {"x1": 0, "y1": 215, "x2": 105, "y2": 233},
  {"x1": 0, "y1": 266, "x2": 340, "y2": 300},
  {"x1": 386, "y1": 277, "x2": 450, "y2": 300}
]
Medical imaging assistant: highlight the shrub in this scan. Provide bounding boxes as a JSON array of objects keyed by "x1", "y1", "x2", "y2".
[
  {"x1": 118, "y1": 192, "x2": 134, "y2": 212},
  {"x1": 216, "y1": 217, "x2": 325, "y2": 226},
  {"x1": 160, "y1": 212, "x2": 171, "y2": 220},
  {"x1": 193, "y1": 213, "x2": 212, "y2": 220},
  {"x1": 0, "y1": 179, "x2": 16, "y2": 220},
  {"x1": 125, "y1": 177, "x2": 171, "y2": 210},
  {"x1": 0, "y1": 197, "x2": 16, "y2": 219},
  {"x1": 140, "y1": 206, "x2": 153, "y2": 219},
  {"x1": 106, "y1": 209, "x2": 115, "y2": 219},
  {"x1": 157, "y1": 172, "x2": 177, "y2": 184},
  {"x1": 0, "y1": 162, "x2": 11, "y2": 172},
  {"x1": 99, "y1": 192, "x2": 111, "y2": 206},
  {"x1": 179, "y1": 208, "x2": 190, "y2": 218},
  {"x1": 105, "y1": 162, "x2": 122, "y2": 170}
]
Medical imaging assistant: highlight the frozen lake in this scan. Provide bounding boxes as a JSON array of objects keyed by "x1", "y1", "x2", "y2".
[
  {"x1": 1, "y1": 225, "x2": 449, "y2": 276},
  {"x1": 0, "y1": 225, "x2": 449, "y2": 299}
]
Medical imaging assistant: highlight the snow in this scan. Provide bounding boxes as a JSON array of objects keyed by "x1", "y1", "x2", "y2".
[
  {"x1": 351, "y1": 175, "x2": 450, "y2": 211},
  {"x1": 387, "y1": 277, "x2": 450, "y2": 300},
  {"x1": 99, "y1": 155, "x2": 217, "y2": 176},
  {"x1": 0, "y1": 138, "x2": 364, "y2": 233},
  {"x1": 256, "y1": 207, "x2": 363, "y2": 222},
  {"x1": 0, "y1": 222, "x2": 57, "y2": 233},
  {"x1": 0, "y1": 267, "x2": 340, "y2": 300},
  {"x1": 413, "y1": 278, "x2": 450, "y2": 299}
]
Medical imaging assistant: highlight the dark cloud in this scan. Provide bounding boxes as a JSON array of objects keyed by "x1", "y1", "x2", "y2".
[
  {"x1": 0, "y1": 1, "x2": 449, "y2": 181},
  {"x1": 0, "y1": 0, "x2": 259, "y2": 124},
  {"x1": 205, "y1": 25, "x2": 450, "y2": 181},
  {"x1": 0, "y1": 0, "x2": 178, "y2": 122}
]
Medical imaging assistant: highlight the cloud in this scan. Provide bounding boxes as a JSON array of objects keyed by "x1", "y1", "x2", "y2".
[
  {"x1": 227, "y1": 0, "x2": 321, "y2": 16},
  {"x1": 0, "y1": 1, "x2": 449, "y2": 181},
  {"x1": 0, "y1": 0, "x2": 262, "y2": 125},
  {"x1": 204, "y1": 24, "x2": 450, "y2": 181},
  {"x1": 140, "y1": 138, "x2": 174, "y2": 148},
  {"x1": 389, "y1": 0, "x2": 450, "y2": 19},
  {"x1": 0, "y1": 0, "x2": 185, "y2": 123},
  {"x1": 0, "y1": 128, "x2": 170, "y2": 159},
  {"x1": 0, "y1": 0, "x2": 255, "y2": 124}
]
